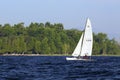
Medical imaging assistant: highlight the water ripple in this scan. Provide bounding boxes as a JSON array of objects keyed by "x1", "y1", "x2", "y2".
[{"x1": 0, "y1": 56, "x2": 120, "y2": 80}]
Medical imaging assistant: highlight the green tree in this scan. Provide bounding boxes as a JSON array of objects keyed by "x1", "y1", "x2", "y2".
[
  {"x1": 35, "y1": 40, "x2": 41, "y2": 54},
  {"x1": 94, "y1": 33, "x2": 108, "y2": 55},
  {"x1": 41, "y1": 37, "x2": 50, "y2": 54},
  {"x1": 0, "y1": 22, "x2": 120, "y2": 55},
  {"x1": 13, "y1": 22, "x2": 26, "y2": 36}
]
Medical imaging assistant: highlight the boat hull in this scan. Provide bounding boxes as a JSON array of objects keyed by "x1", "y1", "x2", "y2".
[{"x1": 66, "y1": 57, "x2": 93, "y2": 61}]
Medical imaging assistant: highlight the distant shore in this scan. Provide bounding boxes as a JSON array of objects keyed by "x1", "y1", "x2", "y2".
[
  {"x1": 1, "y1": 54, "x2": 41, "y2": 56},
  {"x1": 1, "y1": 53, "x2": 120, "y2": 56},
  {"x1": 0, "y1": 53, "x2": 70, "y2": 56}
]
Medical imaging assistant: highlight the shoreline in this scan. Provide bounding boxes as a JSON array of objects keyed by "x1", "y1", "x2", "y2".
[
  {"x1": 1, "y1": 53, "x2": 70, "y2": 56},
  {"x1": 0, "y1": 53, "x2": 120, "y2": 56}
]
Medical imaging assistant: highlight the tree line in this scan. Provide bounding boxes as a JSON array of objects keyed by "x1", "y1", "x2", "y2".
[{"x1": 0, "y1": 22, "x2": 120, "y2": 55}]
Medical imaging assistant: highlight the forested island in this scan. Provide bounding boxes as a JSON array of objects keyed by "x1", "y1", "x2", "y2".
[{"x1": 0, "y1": 22, "x2": 120, "y2": 56}]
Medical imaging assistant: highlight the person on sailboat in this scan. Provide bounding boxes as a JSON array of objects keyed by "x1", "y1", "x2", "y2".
[{"x1": 83, "y1": 53, "x2": 89, "y2": 59}]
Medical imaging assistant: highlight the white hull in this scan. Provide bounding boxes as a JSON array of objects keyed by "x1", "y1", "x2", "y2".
[{"x1": 66, "y1": 57, "x2": 93, "y2": 61}]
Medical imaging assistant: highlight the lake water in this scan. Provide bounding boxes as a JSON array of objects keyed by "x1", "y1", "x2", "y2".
[{"x1": 0, "y1": 56, "x2": 120, "y2": 80}]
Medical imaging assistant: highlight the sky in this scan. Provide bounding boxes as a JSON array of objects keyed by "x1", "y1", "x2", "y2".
[{"x1": 0, "y1": 0, "x2": 120, "y2": 40}]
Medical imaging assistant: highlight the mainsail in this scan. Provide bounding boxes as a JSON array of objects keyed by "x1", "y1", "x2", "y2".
[{"x1": 80, "y1": 18, "x2": 93, "y2": 56}]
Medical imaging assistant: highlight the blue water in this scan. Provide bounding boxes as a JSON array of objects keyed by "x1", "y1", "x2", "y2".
[{"x1": 0, "y1": 56, "x2": 120, "y2": 80}]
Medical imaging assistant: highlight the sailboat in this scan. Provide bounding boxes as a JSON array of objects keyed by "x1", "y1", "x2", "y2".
[{"x1": 66, "y1": 18, "x2": 93, "y2": 61}]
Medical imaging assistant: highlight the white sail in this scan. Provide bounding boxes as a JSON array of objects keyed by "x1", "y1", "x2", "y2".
[
  {"x1": 72, "y1": 33, "x2": 83, "y2": 57},
  {"x1": 80, "y1": 18, "x2": 93, "y2": 56}
]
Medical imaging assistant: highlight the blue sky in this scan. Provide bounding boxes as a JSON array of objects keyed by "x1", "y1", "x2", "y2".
[{"x1": 0, "y1": 0, "x2": 120, "y2": 40}]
